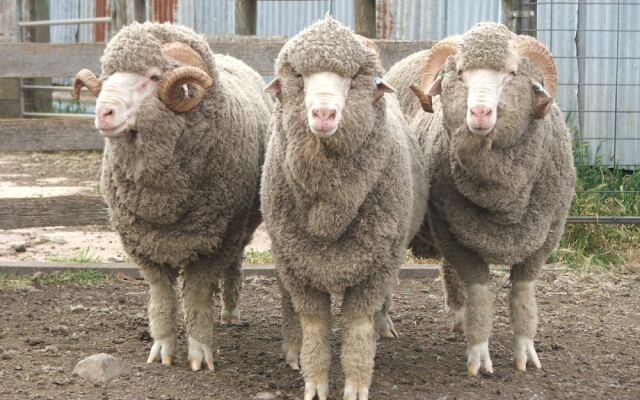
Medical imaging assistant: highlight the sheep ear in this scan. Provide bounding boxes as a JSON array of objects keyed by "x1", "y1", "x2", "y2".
[
  {"x1": 264, "y1": 78, "x2": 282, "y2": 102},
  {"x1": 532, "y1": 80, "x2": 553, "y2": 119},
  {"x1": 373, "y1": 77, "x2": 396, "y2": 103},
  {"x1": 426, "y1": 74, "x2": 443, "y2": 96}
]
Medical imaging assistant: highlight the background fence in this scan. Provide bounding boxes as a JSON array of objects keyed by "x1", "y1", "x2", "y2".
[{"x1": 0, "y1": 0, "x2": 638, "y2": 231}]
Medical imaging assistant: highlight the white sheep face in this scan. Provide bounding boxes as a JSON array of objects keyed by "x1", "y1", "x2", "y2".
[
  {"x1": 94, "y1": 67, "x2": 162, "y2": 137},
  {"x1": 303, "y1": 72, "x2": 351, "y2": 138},
  {"x1": 458, "y1": 57, "x2": 518, "y2": 136}
]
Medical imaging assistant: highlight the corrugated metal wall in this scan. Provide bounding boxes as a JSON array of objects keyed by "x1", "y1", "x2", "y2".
[{"x1": 46, "y1": 0, "x2": 639, "y2": 167}]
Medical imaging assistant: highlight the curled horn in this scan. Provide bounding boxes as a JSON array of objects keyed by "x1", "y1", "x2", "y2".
[
  {"x1": 158, "y1": 42, "x2": 213, "y2": 113},
  {"x1": 411, "y1": 36, "x2": 459, "y2": 113},
  {"x1": 72, "y1": 69, "x2": 101, "y2": 100},
  {"x1": 511, "y1": 35, "x2": 557, "y2": 119}
]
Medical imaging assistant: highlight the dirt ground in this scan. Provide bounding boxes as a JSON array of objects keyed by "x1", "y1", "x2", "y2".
[
  {"x1": 0, "y1": 267, "x2": 639, "y2": 399},
  {"x1": 0, "y1": 152, "x2": 271, "y2": 263}
]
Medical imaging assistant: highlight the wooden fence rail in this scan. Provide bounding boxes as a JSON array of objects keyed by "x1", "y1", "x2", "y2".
[
  {"x1": 0, "y1": 36, "x2": 433, "y2": 79},
  {"x1": 0, "y1": 195, "x2": 109, "y2": 230}
]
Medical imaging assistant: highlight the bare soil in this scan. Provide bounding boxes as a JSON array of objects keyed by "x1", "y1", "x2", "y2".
[
  {"x1": 1, "y1": 267, "x2": 639, "y2": 400},
  {"x1": 0, "y1": 152, "x2": 270, "y2": 263}
]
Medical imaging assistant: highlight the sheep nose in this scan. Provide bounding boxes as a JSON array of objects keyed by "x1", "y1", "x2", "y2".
[
  {"x1": 312, "y1": 107, "x2": 337, "y2": 123},
  {"x1": 96, "y1": 106, "x2": 116, "y2": 126},
  {"x1": 470, "y1": 105, "x2": 492, "y2": 119}
]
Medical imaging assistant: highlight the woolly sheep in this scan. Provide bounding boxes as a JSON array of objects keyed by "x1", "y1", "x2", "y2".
[
  {"x1": 261, "y1": 16, "x2": 427, "y2": 400},
  {"x1": 73, "y1": 22, "x2": 273, "y2": 371},
  {"x1": 385, "y1": 22, "x2": 576, "y2": 376}
]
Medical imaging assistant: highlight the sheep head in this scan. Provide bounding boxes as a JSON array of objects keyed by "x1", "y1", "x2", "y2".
[
  {"x1": 264, "y1": 16, "x2": 395, "y2": 141},
  {"x1": 410, "y1": 23, "x2": 557, "y2": 138},
  {"x1": 73, "y1": 42, "x2": 212, "y2": 138}
]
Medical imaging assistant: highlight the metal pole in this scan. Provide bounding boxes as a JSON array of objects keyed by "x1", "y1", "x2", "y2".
[
  {"x1": 566, "y1": 216, "x2": 640, "y2": 224},
  {"x1": 18, "y1": 17, "x2": 113, "y2": 27}
]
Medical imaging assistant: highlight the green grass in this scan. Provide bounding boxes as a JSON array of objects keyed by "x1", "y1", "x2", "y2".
[
  {"x1": 550, "y1": 130, "x2": 640, "y2": 269},
  {"x1": 51, "y1": 99, "x2": 87, "y2": 114},
  {"x1": 243, "y1": 249, "x2": 273, "y2": 264},
  {"x1": 0, "y1": 269, "x2": 110, "y2": 291},
  {"x1": 46, "y1": 247, "x2": 102, "y2": 263}
]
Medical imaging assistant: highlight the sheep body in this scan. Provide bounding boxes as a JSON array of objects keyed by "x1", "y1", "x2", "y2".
[
  {"x1": 99, "y1": 22, "x2": 272, "y2": 369},
  {"x1": 385, "y1": 22, "x2": 575, "y2": 374},
  {"x1": 261, "y1": 16, "x2": 427, "y2": 399}
]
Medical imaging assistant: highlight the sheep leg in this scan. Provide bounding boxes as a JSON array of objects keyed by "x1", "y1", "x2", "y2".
[
  {"x1": 220, "y1": 260, "x2": 243, "y2": 325},
  {"x1": 510, "y1": 258, "x2": 544, "y2": 372},
  {"x1": 143, "y1": 266, "x2": 178, "y2": 366},
  {"x1": 428, "y1": 207, "x2": 493, "y2": 376},
  {"x1": 182, "y1": 259, "x2": 217, "y2": 371},
  {"x1": 298, "y1": 292, "x2": 331, "y2": 400},
  {"x1": 374, "y1": 290, "x2": 398, "y2": 338},
  {"x1": 441, "y1": 260, "x2": 466, "y2": 333},
  {"x1": 341, "y1": 286, "x2": 379, "y2": 400},
  {"x1": 463, "y1": 275, "x2": 494, "y2": 377},
  {"x1": 280, "y1": 283, "x2": 302, "y2": 370}
]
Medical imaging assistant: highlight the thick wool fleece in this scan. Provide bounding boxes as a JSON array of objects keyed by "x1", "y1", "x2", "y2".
[
  {"x1": 262, "y1": 17, "x2": 427, "y2": 315},
  {"x1": 384, "y1": 49, "x2": 429, "y2": 121},
  {"x1": 405, "y1": 22, "x2": 575, "y2": 268},
  {"x1": 100, "y1": 22, "x2": 272, "y2": 272}
]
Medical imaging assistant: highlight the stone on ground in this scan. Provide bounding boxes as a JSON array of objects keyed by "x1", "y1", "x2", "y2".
[{"x1": 72, "y1": 353, "x2": 131, "y2": 383}]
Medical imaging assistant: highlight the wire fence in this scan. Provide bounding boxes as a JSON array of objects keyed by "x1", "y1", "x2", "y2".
[{"x1": 517, "y1": 0, "x2": 639, "y2": 224}]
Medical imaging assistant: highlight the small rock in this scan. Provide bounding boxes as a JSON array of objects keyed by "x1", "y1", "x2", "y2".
[
  {"x1": 42, "y1": 345, "x2": 59, "y2": 354},
  {"x1": 254, "y1": 392, "x2": 277, "y2": 400},
  {"x1": 15, "y1": 365, "x2": 23, "y2": 371},
  {"x1": 26, "y1": 337, "x2": 44, "y2": 346},
  {"x1": 72, "y1": 353, "x2": 131, "y2": 383},
  {"x1": 1, "y1": 350, "x2": 17, "y2": 360},
  {"x1": 70, "y1": 304, "x2": 86, "y2": 312},
  {"x1": 11, "y1": 243, "x2": 27, "y2": 252}
]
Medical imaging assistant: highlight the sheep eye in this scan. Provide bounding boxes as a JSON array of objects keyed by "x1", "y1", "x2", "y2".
[
  {"x1": 150, "y1": 75, "x2": 160, "y2": 82},
  {"x1": 510, "y1": 71, "x2": 517, "y2": 77}
]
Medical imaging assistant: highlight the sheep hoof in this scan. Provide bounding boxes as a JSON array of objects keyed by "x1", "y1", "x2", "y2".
[
  {"x1": 467, "y1": 341, "x2": 493, "y2": 376},
  {"x1": 304, "y1": 380, "x2": 328, "y2": 400},
  {"x1": 285, "y1": 350, "x2": 300, "y2": 370},
  {"x1": 513, "y1": 335, "x2": 541, "y2": 372},
  {"x1": 220, "y1": 307, "x2": 242, "y2": 325},
  {"x1": 161, "y1": 355, "x2": 173, "y2": 366},
  {"x1": 343, "y1": 381, "x2": 369, "y2": 400},
  {"x1": 375, "y1": 314, "x2": 399, "y2": 339},
  {"x1": 187, "y1": 336, "x2": 214, "y2": 371},
  {"x1": 146, "y1": 338, "x2": 176, "y2": 366}
]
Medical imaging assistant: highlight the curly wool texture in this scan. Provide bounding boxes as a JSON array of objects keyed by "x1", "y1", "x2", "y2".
[
  {"x1": 456, "y1": 22, "x2": 514, "y2": 72},
  {"x1": 100, "y1": 22, "x2": 272, "y2": 269},
  {"x1": 392, "y1": 22, "x2": 576, "y2": 267},
  {"x1": 262, "y1": 17, "x2": 427, "y2": 313}
]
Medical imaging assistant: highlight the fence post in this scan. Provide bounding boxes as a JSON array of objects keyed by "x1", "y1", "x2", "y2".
[
  {"x1": 25, "y1": 0, "x2": 51, "y2": 114},
  {"x1": 235, "y1": 0, "x2": 257, "y2": 35},
  {"x1": 0, "y1": 0, "x2": 20, "y2": 118},
  {"x1": 355, "y1": 0, "x2": 376, "y2": 38},
  {"x1": 502, "y1": 0, "x2": 536, "y2": 37},
  {"x1": 114, "y1": 0, "x2": 127, "y2": 31}
]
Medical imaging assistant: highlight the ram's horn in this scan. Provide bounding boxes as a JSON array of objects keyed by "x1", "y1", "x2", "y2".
[
  {"x1": 72, "y1": 69, "x2": 101, "y2": 100},
  {"x1": 157, "y1": 67, "x2": 213, "y2": 113},
  {"x1": 416, "y1": 36, "x2": 460, "y2": 112},
  {"x1": 158, "y1": 42, "x2": 213, "y2": 112},
  {"x1": 511, "y1": 35, "x2": 557, "y2": 118}
]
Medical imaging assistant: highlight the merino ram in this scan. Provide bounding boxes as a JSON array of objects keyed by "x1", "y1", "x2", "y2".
[
  {"x1": 72, "y1": 22, "x2": 272, "y2": 371},
  {"x1": 261, "y1": 16, "x2": 427, "y2": 400},
  {"x1": 385, "y1": 22, "x2": 576, "y2": 375}
]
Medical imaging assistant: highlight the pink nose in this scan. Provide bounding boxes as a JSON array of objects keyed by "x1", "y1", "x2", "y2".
[
  {"x1": 470, "y1": 105, "x2": 492, "y2": 126},
  {"x1": 311, "y1": 107, "x2": 337, "y2": 131},
  {"x1": 96, "y1": 106, "x2": 116, "y2": 127}
]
